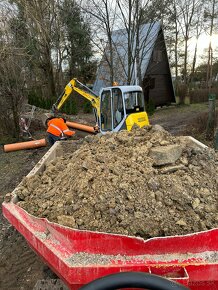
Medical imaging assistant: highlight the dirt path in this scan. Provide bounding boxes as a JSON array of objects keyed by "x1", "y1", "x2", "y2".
[
  {"x1": 150, "y1": 103, "x2": 208, "y2": 134},
  {"x1": 0, "y1": 148, "x2": 48, "y2": 290},
  {"x1": 0, "y1": 103, "x2": 217, "y2": 289}
]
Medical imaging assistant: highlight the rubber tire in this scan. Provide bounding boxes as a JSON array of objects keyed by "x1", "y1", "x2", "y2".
[{"x1": 80, "y1": 271, "x2": 189, "y2": 290}]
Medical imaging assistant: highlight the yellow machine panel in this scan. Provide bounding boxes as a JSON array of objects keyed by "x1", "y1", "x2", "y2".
[{"x1": 125, "y1": 112, "x2": 150, "y2": 131}]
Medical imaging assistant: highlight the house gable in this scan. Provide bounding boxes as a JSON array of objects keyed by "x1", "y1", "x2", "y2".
[
  {"x1": 143, "y1": 29, "x2": 175, "y2": 106},
  {"x1": 93, "y1": 22, "x2": 175, "y2": 107}
]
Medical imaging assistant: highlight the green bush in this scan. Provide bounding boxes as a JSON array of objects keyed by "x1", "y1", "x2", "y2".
[
  {"x1": 62, "y1": 99, "x2": 78, "y2": 115},
  {"x1": 28, "y1": 92, "x2": 54, "y2": 109},
  {"x1": 28, "y1": 91, "x2": 78, "y2": 114},
  {"x1": 145, "y1": 98, "x2": 155, "y2": 116},
  {"x1": 83, "y1": 101, "x2": 93, "y2": 113}
]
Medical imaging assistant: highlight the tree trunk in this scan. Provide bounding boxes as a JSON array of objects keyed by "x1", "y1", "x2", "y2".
[
  {"x1": 206, "y1": 0, "x2": 215, "y2": 92},
  {"x1": 127, "y1": 0, "x2": 132, "y2": 85},
  {"x1": 44, "y1": 44, "x2": 56, "y2": 98}
]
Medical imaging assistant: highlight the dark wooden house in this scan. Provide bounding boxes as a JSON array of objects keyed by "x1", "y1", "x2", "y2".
[{"x1": 93, "y1": 22, "x2": 175, "y2": 107}]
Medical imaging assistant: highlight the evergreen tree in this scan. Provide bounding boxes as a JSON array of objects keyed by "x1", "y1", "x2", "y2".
[{"x1": 59, "y1": 0, "x2": 95, "y2": 82}]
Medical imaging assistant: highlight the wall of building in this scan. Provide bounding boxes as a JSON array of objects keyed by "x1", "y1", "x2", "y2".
[{"x1": 142, "y1": 30, "x2": 175, "y2": 107}]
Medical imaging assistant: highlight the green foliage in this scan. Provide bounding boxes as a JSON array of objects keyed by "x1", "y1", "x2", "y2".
[
  {"x1": 0, "y1": 134, "x2": 18, "y2": 146},
  {"x1": 59, "y1": 0, "x2": 95, "y2": 80},
  {"x1": 145, "y1": 99, "x2": 156, "y2": 115},
  {"x1": 62, "y1": 99, "x2": 78, "y2": 115},
  {"x1": 9, "y1": 2, "x2": 28, "y2": 48},
  {"x1": 28, "y1": 92, "x2": 55, "y2": 110},
  {"x1": 194, "y1": 60, "x2": 218, "y2": 83},
  {"x1": 83, "y1": 101, "x2": 93, "y2": 113},
  {"x1": 28, "y1": 91, "x2": 78, "y2": 115}
]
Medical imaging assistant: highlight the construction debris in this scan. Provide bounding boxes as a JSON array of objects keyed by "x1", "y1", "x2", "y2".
[{"x1": 14, "y1": 126, "x2": 218, "y2": 239}]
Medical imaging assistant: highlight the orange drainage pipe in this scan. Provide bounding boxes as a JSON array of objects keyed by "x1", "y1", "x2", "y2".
[
  {"x1": 66, "y1": 121, "x2": 96, "y2": 134},
  {"x1": 4, "y1": 139, "x2": 47, "y2": 153}
]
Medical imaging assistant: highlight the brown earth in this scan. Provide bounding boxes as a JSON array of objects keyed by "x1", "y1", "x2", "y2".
[
  {"x1": 15, "y1": 126, "x2": 218, "y2": 239},
  {"x1": 0, "y1": 103, "x2": 218, "y2": 289}
]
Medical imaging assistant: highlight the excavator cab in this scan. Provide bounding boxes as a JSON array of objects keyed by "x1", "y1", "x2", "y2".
[{"x1": 100, "y1": 85, "x2": 149, "y2": 132}]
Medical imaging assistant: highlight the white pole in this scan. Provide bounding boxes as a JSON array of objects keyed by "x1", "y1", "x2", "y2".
[{"x1": 134, "y1": 57, "x2": 138, "y2": 85}]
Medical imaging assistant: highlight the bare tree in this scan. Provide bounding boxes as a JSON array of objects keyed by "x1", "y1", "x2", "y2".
[
  {"x1": 166, "y1": 0, "x2": 205, "y2": 87},
  {"x1": 114, "y1": 0, "x2": 168, "y2": 85},
  {"x1": 190, "y1": 2, "x2": 204, "y2": 82},
  {"x1": 83, "y1": 0, "x2": 167, "y2": 86},
  {"x1": 51, "y1": 0, "x2": 66, "y2": 91},
  {"x1": 0, "y1": 3, "x2": 28, "y2": 139},
  {"x1": 15, "y1": 0, "x2": 57, "y2": 98},
  {"x1": 204, "y1": 0, "x2": 218, "y2": 91},
  {"x1": 81, "y1": 0, "x2": 118, "y2": 85},
  {"x1": 177, "y1": 0, "x2": 202, "y2": 85},
  {"x1": 163, "y1": 0, "x2": 181, "y2": 90}
]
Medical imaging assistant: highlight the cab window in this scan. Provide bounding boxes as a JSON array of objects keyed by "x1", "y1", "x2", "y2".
[
  {"x1": 112, "y1": 88, "x2": 124, "y2": 128},
  {"x1": 100, "y1": 90, "x2": 112, "y2": 131},
  {"x1": 124, "y1": 91, "x2": 145, "y2": 114}
]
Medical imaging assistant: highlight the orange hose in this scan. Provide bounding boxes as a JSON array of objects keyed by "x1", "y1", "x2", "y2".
[
  {"x1": 4, "y1": 139, "x2": 47, "y2": 153},
  {"x1": 66, "y1": 121, "x2": 96, "y2": 134}
]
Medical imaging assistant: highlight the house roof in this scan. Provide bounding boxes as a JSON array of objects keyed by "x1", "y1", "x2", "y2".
[{"x1": 93, "y1": 22, "x2": 161, "y2": 94}]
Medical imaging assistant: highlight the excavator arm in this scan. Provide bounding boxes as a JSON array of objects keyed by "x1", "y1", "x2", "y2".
[{"x1": 52, "y1": 78, "x2": 101, "y2": 120}]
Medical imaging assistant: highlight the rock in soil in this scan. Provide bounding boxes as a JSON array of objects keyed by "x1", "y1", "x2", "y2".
[{"x1": 14, "y1": 126, "x2": 218, "y2": 239}]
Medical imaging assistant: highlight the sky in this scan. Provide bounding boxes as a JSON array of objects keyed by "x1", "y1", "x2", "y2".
[{"x1": 189, "y1": 33, "x2": 218, "y2": 64}]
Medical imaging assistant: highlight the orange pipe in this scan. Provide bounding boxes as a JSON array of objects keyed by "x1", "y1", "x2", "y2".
[
  {"x1": 66, "y1": 121, "x2": 96, "y2": 134},
  {"x1": 4, "y1": 139, "x2": 47, "y2": 153}
]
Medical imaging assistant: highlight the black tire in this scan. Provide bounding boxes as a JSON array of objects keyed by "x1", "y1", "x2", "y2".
[{"x1": 80, "y1": 271, "x2": 189, "y2": 290}]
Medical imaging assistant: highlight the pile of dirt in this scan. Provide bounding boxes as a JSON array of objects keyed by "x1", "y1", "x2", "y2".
[{"x1": 14, "y1": 126, "x2": 218, "y2": 239}]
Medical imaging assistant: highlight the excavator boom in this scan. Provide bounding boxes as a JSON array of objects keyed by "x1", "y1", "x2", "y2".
[{"x1": 52, "y1": 79, "x2": 100, "y2": 118}]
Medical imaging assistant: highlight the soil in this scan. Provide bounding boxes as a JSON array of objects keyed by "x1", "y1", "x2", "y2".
[
  {"x1": 0, "y1": 103, "x2": 217, "y2": 289},
  {"x1": 0, "y1": 148, "x2": 49, "y2": 290},
  {"x1": 15, "y1": 126, "x2": 218, "y2": 238}
]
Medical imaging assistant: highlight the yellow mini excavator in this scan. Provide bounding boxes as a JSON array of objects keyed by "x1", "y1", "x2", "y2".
[{"x1": 52, "y1": 78, "x2": 149, "y2": 134}]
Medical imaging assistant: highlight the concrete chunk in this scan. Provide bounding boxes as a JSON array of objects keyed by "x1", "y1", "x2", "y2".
[{"x1": 149, "y1": 144, "x2": 183, "y2": 166}]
